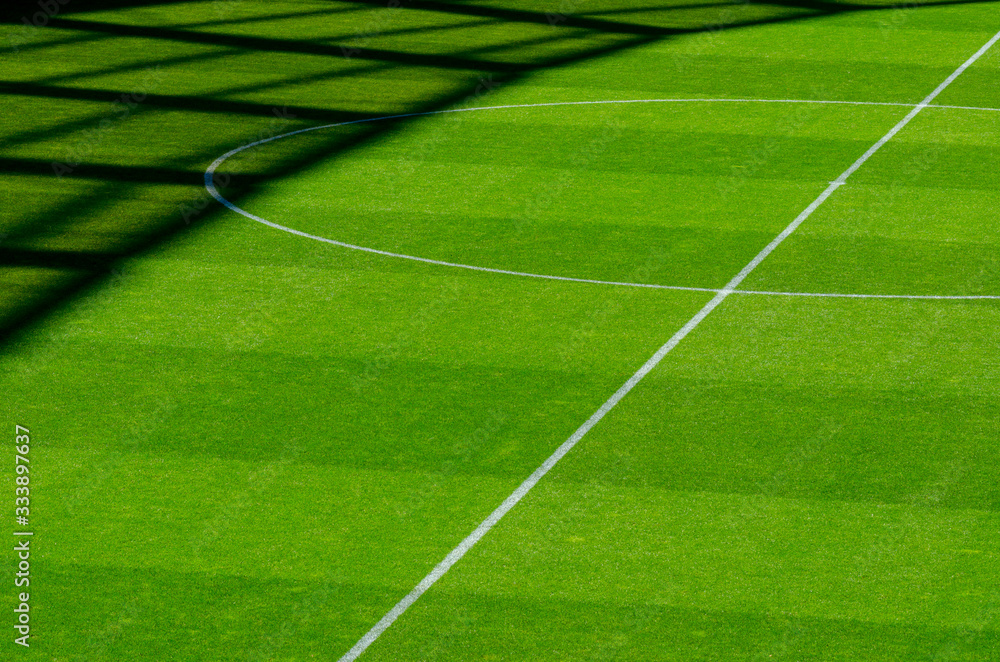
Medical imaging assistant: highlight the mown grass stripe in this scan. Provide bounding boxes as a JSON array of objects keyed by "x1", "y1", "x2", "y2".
[{"x1": 336, "y1": 25, "x2": 1000, "y2": 662}]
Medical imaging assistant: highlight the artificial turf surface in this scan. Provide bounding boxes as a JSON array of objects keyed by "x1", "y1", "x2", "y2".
[{"x1": 2, "y1": 0, "x2": 999, "y2": 660}]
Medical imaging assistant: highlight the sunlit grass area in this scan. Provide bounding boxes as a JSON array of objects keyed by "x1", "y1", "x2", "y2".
[{"x1": 2, "y1": 0, "x2": 999, "y2": 660}]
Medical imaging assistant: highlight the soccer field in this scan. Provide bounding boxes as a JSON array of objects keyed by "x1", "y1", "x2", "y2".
[{"x1": 2, "y1": 0, "x2": 1000, "y2": 659}]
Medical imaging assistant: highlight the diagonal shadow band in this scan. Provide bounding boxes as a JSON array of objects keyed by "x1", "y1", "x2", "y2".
[
  {"x1": 1, "y1": 81, "x2": 379, "y2": 124},
  {"x1": 1, "y1": 0, "x2": 996, "y2": 350}
]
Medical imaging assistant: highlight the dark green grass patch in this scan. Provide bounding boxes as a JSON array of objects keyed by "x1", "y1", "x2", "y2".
[{"x1": 3, "y1": 1, "x2": 1000, "y2": 660}]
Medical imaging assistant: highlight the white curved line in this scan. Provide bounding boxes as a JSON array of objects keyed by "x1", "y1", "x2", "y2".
[
  {"x1": 734, "y1": 290, "x2": 1000, "y2": 300},
  {"x1": 334, "y1": 29, "x2": 1000, "y2": 662},
  {"x1": 205, "y1": 97, "x2": 1000, "y2": 302},
  {"x1": 927, "y1": 103, "x2": 1000, "y2": 113},
  {"x1": 201, "y1": 189, "x2": 721, "y2": 294}
]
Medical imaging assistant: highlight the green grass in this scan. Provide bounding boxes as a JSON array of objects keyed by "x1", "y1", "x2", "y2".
[{"x1": 2, "y1": 0, "x2": 1000, "y2": 660}]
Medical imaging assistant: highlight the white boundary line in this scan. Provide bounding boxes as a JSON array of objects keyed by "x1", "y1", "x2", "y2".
[
  {"x1": 331, "y1": 28, "x2": 1000, "y2": 661},
  {"x1": 736, "y1": 289, "x2": 1000, "y2": 300},
  {"x1": 205, "y1": 97, "x2": 1000, "y2": 302}
]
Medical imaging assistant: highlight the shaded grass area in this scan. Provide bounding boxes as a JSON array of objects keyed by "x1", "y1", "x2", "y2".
[
  {"x1": 42, "y1": 562, "x2": 1000, "y2": 661},
  {"x1": 0, "y1": 0, "x2": 649, "y2": 345},
  {"x1": 370, "y1": 532, "x2": 1000, "y2": 661},
  {"x1": 553, "y1": 379, "x2": 1000, "y2": 510},
  {"x1": 39, "y1": 563, "x2": 401, "y2": 661}
]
